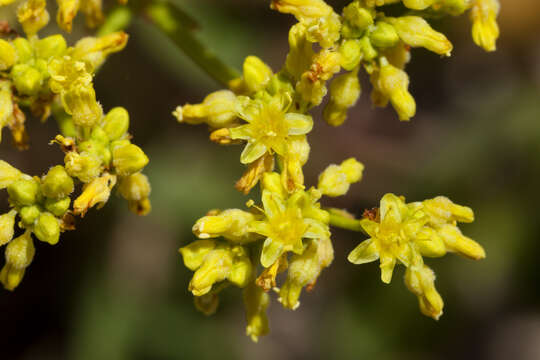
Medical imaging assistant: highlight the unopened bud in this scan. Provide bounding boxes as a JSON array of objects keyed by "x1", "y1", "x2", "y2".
[
  {"x1": 41, "y1": 165, "x2": 74, "y2": 199},
  {"x1": 102, "y1": 107, "x2": 129, "y2": 141},
  {"x1": 112, "y1": 143, "x2": 149, "y2": 176},
  {"x1": 8, "y1": 178, "x2": 40, "y2": 206},
  {"x1": 34, "y1": 212, "x2": 61, "y2": 245}
]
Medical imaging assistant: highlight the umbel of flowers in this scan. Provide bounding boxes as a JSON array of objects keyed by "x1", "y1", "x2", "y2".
[
  {"x1": 0, "y1": 0, "x2": 150, "y2": 290},
  {"x1": 175, "y1": 0, "x2": 497, "y2": 342}
]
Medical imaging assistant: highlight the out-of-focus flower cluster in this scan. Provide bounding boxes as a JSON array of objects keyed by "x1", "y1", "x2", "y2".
[
  {"x1": 174, "y1": 0, "x2": 494, "y2": 342},
  {"x1": 0, "y1": 0, "x2": 150, "y2": 291}
]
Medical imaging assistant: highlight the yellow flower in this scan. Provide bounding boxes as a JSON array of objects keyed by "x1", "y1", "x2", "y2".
[
  {"x1": 73, "y1": 173, "x2": 117, "y2": 216},
  {"x1": 248, "y1": 173, "x2": 330, "y2": 267},
  {"x1": 229, "y1": 95, "x2": 313, "y2": 165}
]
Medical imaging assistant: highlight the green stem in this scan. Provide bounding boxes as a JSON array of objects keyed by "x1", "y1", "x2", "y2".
[
  {"x1": 141, "y1": 1, "x2": 240, "y2": 87},
  {"x1": 97, "y1": 6, "x2": 134, "y2": 36},
  {"x1": 327, "y1": 207, "x2": 364, "y2": 232}
]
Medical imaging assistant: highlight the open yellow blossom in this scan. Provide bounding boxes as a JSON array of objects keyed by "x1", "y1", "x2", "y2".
[
  {"x1": 229, "y1": 95, "x2": 313, "y2": 165},
  {"x1": 248, "y1": 173, "x2": 329, "y2": 267}
]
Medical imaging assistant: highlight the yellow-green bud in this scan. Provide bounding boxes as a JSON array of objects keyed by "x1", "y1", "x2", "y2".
[
  {"x1": 44, "y1": 197, "x2": 71, "y2": 217},
  {"x1": 436, "y1": 0, "x2": 470, "y2": 16},
  {"x1": 56, "y1": 0, "x2": 80, "y2": 32},
  {"x1": 359, "y1": 36, "x2": 378, "y2": 61},
  {"x1": 243, "y1": 56, "x2": 273, "y2": 94},
  {"x1": 112, "y1": 143, "x2": 149, "y2": 176},
  {"x1": 189, "y1": 246, "x2": 233, "y2": 296},
  {"x1": 318, "y1": 158, "x2": 364, "y2": 197},
  {"x1": 374, "y1": 59, "x2": 416, "y2": 121},
  {"x1": 0, "y1": 211, "x2": 17, "y2": 246},
  {"x1": 404, "y1": 265, "x2": 444, "y2": 320},
  {"x1": 71, "y1": 32, "x2": 128, "y2": 69},
  {"x1": 389, "y1": 16, "x2": 453, "y2": 56},
  {"x1": 0, "y1": 161, "x2": 22, "y2": 189},
  {"x1": 11, "y1": 64, "x2": 43, "y2": 95},
  {"x1": 0, "y1": 40, "x2": 16, "y2": 71},
  {"x1": 1, "y1": 231, "x2": 35, "y2": 291},
  {"x1": 0, "y1": 84, "x2": 13, "y2": 143},
  {"x1": 270, "y1": 0, "x2": 332, "y2": 21},
  {"x1": 192, "y1": 209, "x2": 256, "y2": 244},
  {"x1": 35, "y1": 35, "x2": 68, "y2": 60},
  {"x1": 12, "y1": 38, "x2": 33, "y2": 63},
  {"x1": 470, "y1": 0, "x2": 500, "y2": 52},
  {"x1": 41, "y1": 165, "x2": 74, "y2": 199},
  {"x1": 179, "y1": 240, "x2": 217, "y2": 271},
  {"x1": 243, "y1": 282, "x2": 269, "y2": 342},
  {"x1": 324, "y1": 70, "x2": 361, "y2": 126},
  {"x1": 174, "y1": 90, "x2": 238, "y2": 128},
  {"x1": 34, "y1": 212, "x2": 61, "y2": 245},
  {"x1": 227, "y1": 245, "x2": 252, "y2": 288},
  {"x1": 118, "y1": 173, "x2": 151, "y2": 201},
  {"x1": 342, "y1": 2, "x2": 373, "y2": 31},
  {"x1": 63, "y1": 86, "x2": 103, "y2": 128},
  {"x1": 17, "y1": 0, "x2": 50, "y2": 35},
  {"x1": 90, "y1": 127, "x2": 109, "y2": 145},
  {"x1": 339, "y1": 40, "x2": 362, "y2": 71},
  {"x1": 437, "y1": 224, "x2": 485, "y2": 260},
  {"x1": 370, "y1": 22, "x2": 400, "y2": 48},
  {"x1": 402, "y1": 0, "x2": 436, "y2": 10},
  {"x1": 8, "y1": 178, "x2": 40, "y2": 206},
  {"x1": 102, "y1": 107, "x2": 129, "y2": 141},
  {"x1": 19, "y1": 205, "x2": 41, "y2": 226},
  {"x1": 64, "y1": 151, "x2": 102, "y2": 183}
]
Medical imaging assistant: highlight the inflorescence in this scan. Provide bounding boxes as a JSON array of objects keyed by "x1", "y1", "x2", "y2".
[{"x1": 174, "y1": 0, "x2": 498, "y2": 341}]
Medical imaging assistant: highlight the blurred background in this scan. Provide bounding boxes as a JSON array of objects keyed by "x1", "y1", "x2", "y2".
[{"x1": 1, "y1": 0, "x2": 540, "y2": 358}]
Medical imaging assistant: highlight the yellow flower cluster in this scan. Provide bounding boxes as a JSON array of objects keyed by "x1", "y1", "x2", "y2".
[
  {"x1": 175, "y1": 0, "x2": 494, "y2": 341},
  {"x1": 0, "y1": 0, "x2": 150, "y2": 290}
]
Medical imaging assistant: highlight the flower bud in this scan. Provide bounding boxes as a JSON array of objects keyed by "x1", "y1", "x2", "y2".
[
  {"x1": 374, "y1": 59, "x2": 416, "y2": 121},
  {"x1": 189, "y1": 246, "x2": 233, "y2": 296},
  {"x1": 389, "y1": 16, "x2": 453, "y2": 56},
  {"x1": 339, "y1": 39, "x2": 362, "y2": 71},
  {"x1": 17, "y1": 0, "x2": 50, "y2": 35},
  {"x1": 41, "y1": 165, "x2": 74, "y2": 199},
  {"x1": 102, "y1": 107, "x2": 129, "y2": 141},
  {"x1": 415, "y1": 227, "x2": 447, "y2": 257},
  {"x1": 437, "y1": 224, "x2": 485, "y2": 260},
  {"x1": 318, "y1": 158, "x2": 364, "y2": 197},
  {"x1": 193, "y1": 209, "x2": 256, "y2": 244},
  {"x1": 1, "y1": 231, "x2": 35, "y2": 291},
  {"x1": 112, "y1": 143, "x2": 149, "y2": 176},
  {"x1": 71, "y1": 32, "x2": 128, "y2": 69},
  {"x1": 0, "y1": 211, "x2": 17, "y2": 246},
  {"x1": 270, "y1": 0, "x2": 332, "y2": 21},
  {"x1": 56, "y1": 0, "x2": 80, "y2": 32},
  {"x1": 44, "y1": 197, "x2": 71, "y2": 217},
  {"x1": 0, "y1": 161, "x2": 21, "y2": 190},
  {"x1": 63, "y1": 85, "x2": 103, "y2": 128},
  {"x1": 64, "y1": 151, "x2": 102, "y2": 183},
  {"x1": 402, "y1": 0, "x2": 436, "y2": 10},
  {"x1": 19, "y1": 205, "x2": 41, "y2": 226},
  {"x1": 174, "y1": 90, "x2": 238, "y2": 128},
  {"x1": 0, "y1": 40, "x2": 16, "y2": 71},
  {"x1": 422, "y1": 196, "x2": 474, "y2": 226},
  {"x1": 358, "y1": 36, "x2": 378, "y2": 61},
  {"x1": 279, "y1": 240, "x2": 320, "y2": 310},
  {"x1": 404, "y1": 265, "x2": 444, "y2": 320},
  {"x1": 7, "y1": 178, "x2": 40, "y2": 206},
  {"x1": 470, "y1": 0, "x2": 500, "y2": 52},
  {"x1": 11, "y1": 64, "x2": 43, "y2": 96},
  {"x1": 243, "y1": 56, "x2": 273, "y2": 94},
  {"x1": 118, "y1": 173, "x2": 151, "y2": 201},
  {"x1": 34, "y1": 212, "x2": 61, "y2": 245},
  {"x1": 243, "y1": 283, "x2": 270, "y2": 342},
  {"x1": 228, "y1": 245, "x2": 253, "y2": 288},
  {"x1": 128, "y1": 198, "x2": 151, "y2": 216},
  {"x1": 35, "y1": 35, "x2": 68, "y2": 60},
  {"x1": 73, "y1": 174, "x2": 116, "y2": 216},
  {"x1": 324, "y1": 70, "x2": 361, "y2": 126},
  {"x1": 342, "y1": 2, "x2": 373, "y2": 31},
  {"x1": 370, "y1": 22, "x2": 399, "y2": 48},
  {"x1": 12, "y1": 38, "x2": 33, "y2": 63},
  {"x1": 179, "y1": 240, "x2": 217, "y2": 271}
]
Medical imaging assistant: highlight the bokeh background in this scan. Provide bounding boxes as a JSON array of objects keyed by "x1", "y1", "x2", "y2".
[{"x1": 1, "y1": 0, "x2": 540, "y2": 358}]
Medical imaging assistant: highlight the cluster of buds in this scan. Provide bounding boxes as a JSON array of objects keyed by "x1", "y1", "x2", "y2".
[
  {"x1": 348, "y1": 194, "x2": 484, "y2": 319},
  {"x1": 174, "y1": 0, "x2": 494, "y2": 341},
  {"x1": 0, "y1": 0, "x2": 150, "y2": 290}
]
